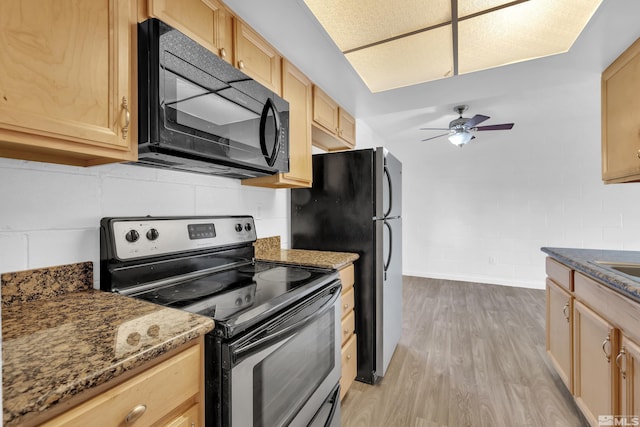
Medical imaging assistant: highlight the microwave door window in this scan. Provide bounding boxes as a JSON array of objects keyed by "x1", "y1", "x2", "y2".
[{"x1": 162, "y1": 67, "x2": 270, "y2": 166}]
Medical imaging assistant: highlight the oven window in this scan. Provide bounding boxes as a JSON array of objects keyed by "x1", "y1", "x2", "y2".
[{"x1": 253, "y1": 309, "x2": 335, "y2": 427}]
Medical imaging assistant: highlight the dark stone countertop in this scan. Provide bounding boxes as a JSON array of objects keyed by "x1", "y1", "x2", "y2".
[
  {"x1": 541, "y1": 247, "x2": 640, "y2": 303},
  {"x1": 254, "y1": 236, "x2": 359, "y2": 270},
  {"x1": 1, "y1": 262, "x2": 214, "y2": 426}
]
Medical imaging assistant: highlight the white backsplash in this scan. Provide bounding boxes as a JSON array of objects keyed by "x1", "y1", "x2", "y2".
[{"x1": 0, "y1": 158, "x2": 289, "y2": 287}]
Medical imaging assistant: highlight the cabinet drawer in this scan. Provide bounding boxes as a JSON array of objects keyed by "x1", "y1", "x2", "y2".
[
  {"x1": 341, "y1": 287, "x2": 355, "y2": 319},
  {"x1": 546, "y1": 257, "x2": 573, "y2": 291},
  {"x1": 43, "y1": 345, "x2": 200, "y2": 427},
  {"x1": 339, "y1": 264, "x2": 355, "y2": 291},
  {"x1": 340, "y1": 333, "x2": 357, "y2": 400},
  {"x1": 341, "y1": 310, "x2": 355, "y2": 344}
]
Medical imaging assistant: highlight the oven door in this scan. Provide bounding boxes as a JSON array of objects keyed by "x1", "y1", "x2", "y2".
[{"x1": 224, "y1": 280, "x2": 341, "y2": 427}]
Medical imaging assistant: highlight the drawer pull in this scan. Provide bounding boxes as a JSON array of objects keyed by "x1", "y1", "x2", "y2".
[
  {"x1": 343, "y1": 303, "x2": 349, "y2": 309},
  {"x1": 220, "y1": 47, "x2": 227, "y2": 58},
  {"x1": 343, "y1": 328, "x2": 349, "y2": 335},
  {"x1": 346, "y1": 354, "x2": 352, "y2": 360},
  {"x1": 125, "y1": 404, "x2": 147, "y2": 424},
  {"x1": 238, "y1": 60, "x2": 245, "y2": 70},
  {"x1": 562, "y1": 303, "x2": 569, "y2": 322}
]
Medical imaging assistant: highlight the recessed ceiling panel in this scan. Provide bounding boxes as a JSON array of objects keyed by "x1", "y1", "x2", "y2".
[
  {"x1": 458, "y1": 0, "x2": 521, "y2": 17},
  {"x1": 345, "y1": 25, "x2": 453, "y2": 93},
  {"x1": 303, "y1": 0, "x2": 451, "y2": 52},
  {"x1": 458, "y1": 0, "x2": 603, "y2": 75}
]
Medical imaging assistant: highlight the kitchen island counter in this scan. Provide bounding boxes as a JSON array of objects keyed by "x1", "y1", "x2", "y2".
[
  {"x1": 1, "y1": 261, "x2": 214, "y2": 426},
  {"x1": 542, "y1": 247, "x2": 640, "y2": 304}
]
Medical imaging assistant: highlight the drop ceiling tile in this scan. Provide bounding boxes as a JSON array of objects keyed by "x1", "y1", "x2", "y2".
[
  {"x1": 345, "y1": 25, "x2": 453, "y2": 92},
  {"x1": 458, "y1": 0, "x2": 520, "y2": 17},
  {"x1": 304, "y1": 0, "x2": 451, "y2": 51},
  {"x1": 458, "y1": 0, "x2": 603, "y2": 74}
]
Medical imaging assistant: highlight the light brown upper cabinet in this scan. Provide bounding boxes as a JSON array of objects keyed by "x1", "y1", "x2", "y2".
[
  {"x1": 602, "y1": 37, "x2": 640, "y2": 183},
  {"x1": 243, "y1": 60, "x2": 313, "y2": 188},
  {"x1": 0, "y1": 0, "x2": 137, "y2": 166},
  {"x1": 144, "y1": 0, "x2": 234, "y2": 64},
  {"x1": 312, "y1": 86, "x2": 355, "y2": 151},
  {"x1": 234, "y1": 20, "x2": 282, "y2": 95}
]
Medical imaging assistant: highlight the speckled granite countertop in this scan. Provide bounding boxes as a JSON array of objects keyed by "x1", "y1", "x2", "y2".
[
  {"x1": 255, "y1": 236, "x2": 359, "y2": 270},
  {"x1": 542, "y1": 247, "x2": 640, "y2": 303},
  {"x1": 2, "y1": 262, "x2": 214, "y2": 426}
]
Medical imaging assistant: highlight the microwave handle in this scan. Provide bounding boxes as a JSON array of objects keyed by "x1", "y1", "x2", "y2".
[
  {"x1": 259, "y1": 98, "x2": 282, "y2": 167},
  {"x1": 233, "y1": 283, "x2": 341, "y2": 363}
]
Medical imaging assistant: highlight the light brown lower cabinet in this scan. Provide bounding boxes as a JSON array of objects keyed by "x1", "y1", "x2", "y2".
[
  {"x1": 546, "y1": 257, "x2": 640, "y2": 427},
  {"x1": 573, "y1": 300, "x2": 617, "y2": 426},
  {"x1": 41, "y1": 340, "x2": 204, "y2": 427},
  {"x1": 339, "y1": 263, "x2": 357, "y2": 400},
  {"x1": 546, "y1": 278, "x2": 573, "y2": 392},
  {"x1": 619, "y1": 334, "x2": 640, "y2": 419}
]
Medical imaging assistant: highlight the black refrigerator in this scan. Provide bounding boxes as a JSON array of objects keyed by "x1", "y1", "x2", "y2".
[{"x1": 291, "y1": 147, "x2": 402, "y2": 384}]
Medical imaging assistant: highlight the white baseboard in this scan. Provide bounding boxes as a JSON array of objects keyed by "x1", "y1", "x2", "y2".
[{"x1": 402, "y1": 270, "x2": 545, "y2": 290}]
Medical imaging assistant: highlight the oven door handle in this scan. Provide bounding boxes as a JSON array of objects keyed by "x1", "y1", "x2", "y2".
[{"x1": 233, "y1": 283, "x2": 341, "y2": 363}]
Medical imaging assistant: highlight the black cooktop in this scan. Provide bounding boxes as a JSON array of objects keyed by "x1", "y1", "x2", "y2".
[{"x1": 130, "y1": 261, "x2": 334, "y2": 338}]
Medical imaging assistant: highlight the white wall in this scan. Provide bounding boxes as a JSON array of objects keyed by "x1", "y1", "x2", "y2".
[
  {"x1": 0, "y1": 158, "x2": 289, "y2": 286},
  {"x1": 380, "y1": 75, "x2": 640, "y2": 289}
]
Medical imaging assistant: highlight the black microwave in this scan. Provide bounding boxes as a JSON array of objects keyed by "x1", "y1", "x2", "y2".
[{"x1": 136, "y1": 19, "x2": 289, "y2": 178}]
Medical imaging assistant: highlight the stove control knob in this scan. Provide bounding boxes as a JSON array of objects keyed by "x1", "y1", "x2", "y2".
[
  {"x1": 146, "y1": 228, "x2": 159, "y2": 241},
  {"x1": 125, "y1": 229, "x2": 140, "y2": 243},
  {"x1": 235, "y1": 223, "x2": 243, "y2": 232},
  {"x1": 235, "y1": 297, "x2": 243, "y2": 306},
  {"x1": 244, "y1": 223, "x2": 252, "y2": 232}
]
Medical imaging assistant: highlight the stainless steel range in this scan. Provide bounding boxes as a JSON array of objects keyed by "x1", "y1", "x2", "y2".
[{"x1": 100, "y1": 216, "x2": 342, "y2": 427}]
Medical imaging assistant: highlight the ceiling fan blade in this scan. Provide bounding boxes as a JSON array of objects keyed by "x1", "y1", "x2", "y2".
[
  {"x1": 464, "y1": 114, "x2": 490, "y2": 128},
  {"x1": 421, "y1": 132, "x2": 449, "y2": 142},
  {"x1": 474, "y1": 123, "x2": 514, "y2": 131},
  {"x1": 419, "y1": 127, "x2": 449, "y2": 131}
]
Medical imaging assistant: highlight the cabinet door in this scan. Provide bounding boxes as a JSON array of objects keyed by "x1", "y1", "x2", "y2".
[
  {"x1": 0, "y1": 0, "x2": 136, "y2": 166},
  {"x1": 163, "y1": 404, "x2": 200, "y2": 427},
  {"x1": 338, "y1": 108, "x2": 356, "y2": 147},
  {"x1": 546, "y1": 278, "x2": 572, "y2": 392},
  {"x1": 619, "y1": 335, "x2": 640, "y2": 418},
  {"x1": 148, "y1": 0, "x2": 233, "y2": 63},
  {"x1": 574, "y1": 300, "x2": 618, "y2": 426},
  {"x1": 340, "y1": 333, "x2": 357, "y2": 401},
  {"x1": 602, "y1": 37, "x2": 640, "y2": 183},
  {"x1": 312, "y1": 86, "x2": 339, "y2": 135},
  {"x1": 234, "y1": 20, "x2": 281, "y2": 94},
  {"x1": 241, "y1": 60, "x2": 312, "y2": 188}
]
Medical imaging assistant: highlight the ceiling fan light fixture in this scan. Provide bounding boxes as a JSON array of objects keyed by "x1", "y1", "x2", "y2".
[{"x1": 448, "y1": 129, "x2": 473, "y2": 147}]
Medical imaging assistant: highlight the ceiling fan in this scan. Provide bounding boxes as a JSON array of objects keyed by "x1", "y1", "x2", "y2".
[{"x1": 420, "y1": 105, "x2": 514, "y2": 147}]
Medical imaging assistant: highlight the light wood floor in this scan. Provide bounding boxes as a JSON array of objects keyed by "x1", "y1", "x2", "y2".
[{"x1": 340, "y1": 276, "x2": 588, "y2": 427}]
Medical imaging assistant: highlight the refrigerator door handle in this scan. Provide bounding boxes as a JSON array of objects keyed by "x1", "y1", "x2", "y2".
[
  {"x1": 383, "y1": 220, "x2": 392, "y2": 281},
  {"x1": 383, "y1": 166, "x2": 393, "y2": 218}
]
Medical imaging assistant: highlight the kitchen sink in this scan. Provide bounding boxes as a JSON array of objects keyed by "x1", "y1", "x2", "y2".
[{"x1": 594, "y1": 261, "x2": 640, "y2": 279}]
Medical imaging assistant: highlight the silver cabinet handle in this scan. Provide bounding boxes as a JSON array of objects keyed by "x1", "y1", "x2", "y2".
[
  {"x1": 121, "y1": 96, "x2": 130, "y2": 140},
  {"x1": 602, "y1": 333, "x2": 611, "y2": 363},
  {"x1": 124, "y1": 404, "x2": 147, "y2": 424},
  {"x1": 562, "y1": 302, "x2": 569, "y2": 322},
  {"x1": 238, "y1": 59, "x2": 245, "y2": 70},
  {"x1": 616, "y1": 346, "x2": 627, "y2": 379},
  {"x1": 220, "y1": 47, "x2": 227, "y2": 58}
]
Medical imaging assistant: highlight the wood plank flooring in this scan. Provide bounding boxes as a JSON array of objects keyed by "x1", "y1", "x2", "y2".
[{"x1": 340, "y1": 276, "x2": 588, "y2": 427}]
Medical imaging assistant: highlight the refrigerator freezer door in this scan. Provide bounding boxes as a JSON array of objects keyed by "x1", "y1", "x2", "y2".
[{"x1": 375, "y1": 216, "x2": 403, "y2": 377}]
